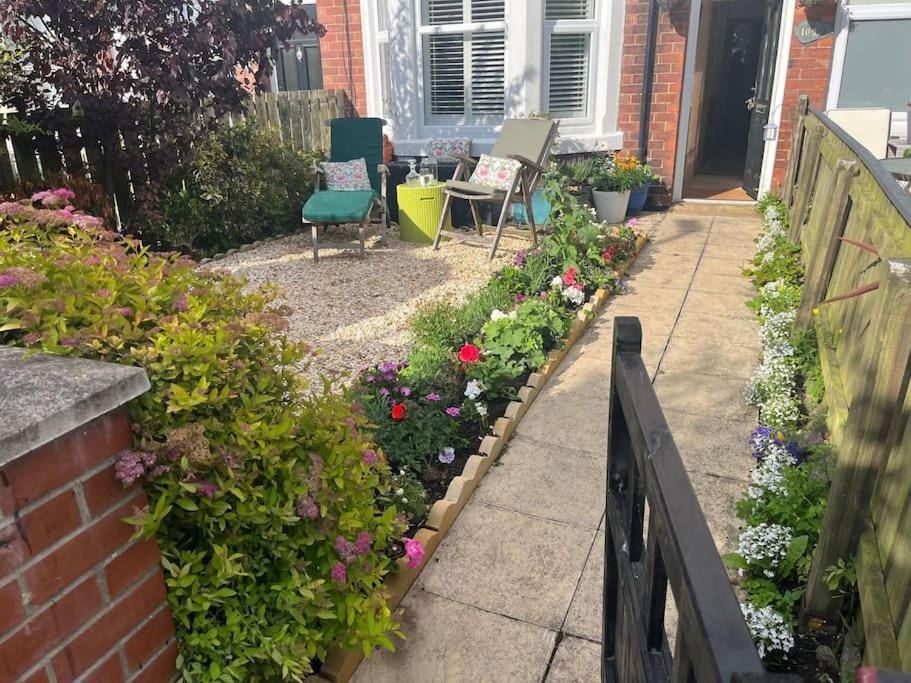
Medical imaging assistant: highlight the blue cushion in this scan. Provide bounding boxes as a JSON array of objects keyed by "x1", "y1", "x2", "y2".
[{"x1": 303, "y1": 190, "x2": 377, "y2": 223}]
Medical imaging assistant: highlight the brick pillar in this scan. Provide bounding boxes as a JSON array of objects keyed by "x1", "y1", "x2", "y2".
[
  {"x1": 770, "y1": 2, "x2": 836, "y2": 190},
  {"x1": 618, "y1": 0, "x2": 691, "y2": 207},
  {"x1": 0, "y1": 348, "x2": 177, "y2": 682},
  {"x1": 315, "y1": 0, "x2": 367, "y2": 113}
]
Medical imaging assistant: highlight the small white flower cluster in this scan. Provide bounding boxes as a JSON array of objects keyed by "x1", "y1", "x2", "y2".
[
  {"x1": 759, "y1": 307, "x2": 796, "y2": 358},
  {"x1": 758, "y1": 279, "x2": 799, "y2": 314},
  {"x1": 741, "y1": 603, "x2": 794, "y2": 658},
  {"x1": 464, "y1": 379, "x2": 486, "y2": 400},
  {"x1": 747, "y1": 442, "x2": 793, "y2": 500},
  {"x1": 745, "y1": 355, "x2": 799, "y2": 430},
  {"x1": 736, "y1": 523, "x2": 793, "y2": 577},
  {"x1": 490, "y1": 309, "x2": 518, "y2": 322},
  {"x1": 562, "y1": 286, "x2": 585, "y2": 306}
]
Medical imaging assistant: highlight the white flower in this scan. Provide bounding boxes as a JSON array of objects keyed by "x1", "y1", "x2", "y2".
[
  {"x1": 464, "y1": 379, "x2": 486, "y2": 400},
  {"x1": 747, "y1": 442, "x2": 794, "y2": 500},
  {"x1": 401, "y1": 497, "x2": 409, "y2": 503},
  {"x1": 561, "y1": 286, "x2": 585, "y2": 306},
  {"x1": 741, "y1": 603, "x2": 794, "y2": 658},
  {"x1": 736, "y1": 523, "x2": 794, "y2": 577},
  {"x1": 475, "y1": 401, "x2": 488, "y2": 417},
  {"x1": 490, "y1": 309, "x2": 517, "y2": 321},
  {"x1": 551, "y1": 275, "x2": 564, "y2": 288},
  {"x1": 395, "y1": 488, "x2": 404, "y2": 496}
]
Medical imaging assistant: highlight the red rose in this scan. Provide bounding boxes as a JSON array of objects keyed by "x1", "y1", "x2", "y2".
[
  {"x1": 458, "y1": 343, "x2": 480, "y2": 364},
  {"x1": 390, "y1": 403, "x2": 407, "y2": 421}
]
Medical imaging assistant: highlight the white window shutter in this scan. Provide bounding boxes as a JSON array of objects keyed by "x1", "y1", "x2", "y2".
[
  {"x1": 547, "y1": 33, "x2": 590, "y2": 117},
  {"x1": 470, "y1": 0, "x2": 505, "y2": 21},
  {"x1": 428, "y1": 34, "x2": 466, "y2": 115},
  {"x1": 545, "y1": 0, "x2": 593, "y2": 20},
  {"x1": 470, "y1": 31, "x2": 505, "y2": 115},
  {"x1": 424, "y1": 0, "x2": 463, "y2": 25}
]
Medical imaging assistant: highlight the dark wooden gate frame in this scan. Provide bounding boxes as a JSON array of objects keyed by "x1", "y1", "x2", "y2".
[{"x1": 603, "y1": 317, "x2": 783, "y2": 682}]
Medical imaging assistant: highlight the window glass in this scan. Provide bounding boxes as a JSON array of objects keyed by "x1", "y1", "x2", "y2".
[
  {"x1": 839, "y1": 19, "x2": 911, "y2": 111},
  {"x1": 545, "y1": 0, "x2": 593, "y2": 20},
  {"x1": 547, "y1": 33, "x2": 591, "y2": 118}
]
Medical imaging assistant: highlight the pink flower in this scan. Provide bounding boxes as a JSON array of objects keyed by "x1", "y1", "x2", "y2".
[
  {"x1": 515, "y1": 294, "x2": 526, "y2": 302},
  {"x1": 331, "y1": 562, "x2": 347, "y2": 584},
  {"x1": 59, "y1": 337, "x2": 78, "y2": 348},
  {"x1": 114, "y1": 450, "x2": 157, "y2": 486},
  {"x1": 361, "y1": 448, "x2": 378, "y2": 465},
  {"x1": 562, "y1": 267, "x2": 577, "y2": 286},
  {"x1": 445, "y1": 407, "x2": 461, "y2": 417},
  {"x1": 83, "y1": 255, "x2": 102, "y2": 266},
  {"x1": 96, "y1": 288, "x2": 112, "y2": 299},
  {"x1": 404, "y1": 537, "x2": 425, "y2": 568},
  {"x1": 173, "y1": 295, "x2": 188, "y2": 312},
  {"x1": 626, "y1": 218, "x2": 639, "y2": 227},
  {"x1": 424, "y1": 392, "x2": 441, "y2": 402},
  {"x1": 119, "y1": 307, "x2": 133, "y2": 317},
  {"x1": 355, "y1": 531, "x2": 372, "y2": 555},
  {"x1": 297, "y1": 495, "x2": 319, "y2": 520},
  {"x1": 335, "y1": 535, "x2": 358, "y2": 563},
  {"x1": 0, "y1": 274, "x2": 18, "y2": 288}
]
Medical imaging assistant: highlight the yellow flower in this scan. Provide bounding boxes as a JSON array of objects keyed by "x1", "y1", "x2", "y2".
[{"x1": 812, "y1": 307, "x2": 820, "y2": 316}]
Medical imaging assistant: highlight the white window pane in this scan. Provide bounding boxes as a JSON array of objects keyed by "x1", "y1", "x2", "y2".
[
  {"x1": 839, "y1": 19, "x2": 911, "y2": 111},
  {"x1": 548, "y1": 33, "x2": 590, "y2": 118},
  {"x1": 471, "y1": 0, "x2": 505, "y2": 21},
  {"x1": 423, "y1": 0, "x2": 463, "y2": 25},
  {"x1": 427, "y1": 33, "x2": 466, "y2": 115},
  {"x1": 376, "y1": 0, "x2": 388, "y2": 32},
  {"x1": 379, "y1": 43, "x2": 394, "y2": 118},
  {"x1": 471, "y1": 31, "x2": 505, "y2": 115},
  {"x1": 545, "y1": 0, "x2": 593, "y2": 20}
]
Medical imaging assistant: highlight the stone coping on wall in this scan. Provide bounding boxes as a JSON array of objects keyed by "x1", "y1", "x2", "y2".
[{"x1": 0, "y1": 346, "x2": 151, "y2": 468}]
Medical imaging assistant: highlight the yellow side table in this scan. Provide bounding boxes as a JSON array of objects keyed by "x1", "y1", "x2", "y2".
[{"x1": 397, "y1": 182, "x2": 451, "y2": 244}]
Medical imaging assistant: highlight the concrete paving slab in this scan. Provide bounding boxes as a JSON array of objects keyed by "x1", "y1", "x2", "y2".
[
  {"x1": 653, "y1": 369, "x2": 755, "y2": 423},
  {"x1": 517, "y1": 387, "x2": 611, "y2": 455},
  {"x1": 680, "y1": 289, "x2": 756, "y2": 320},
  {"x1": 352, "y1": 589, "x2": 557, "y2": 683},
  {"x1": 701, "y1": 241, "x2": 757, "y2": 263},
  {"x1": 672, "y1": 310, "x2": 759, "y2": 349},
  {"x1": 626, "y1": 259, "x2": 699, "y2": 290},
  {"x1": 659, "y1": 334, "x2": 757, "y2": 380},
  {"x1": 689, "y1": 271, "x2": 755, "y2": 297},
  {"x1": 646, "y1": 231, "x2": 708, "y2": 254},
  {"x1": 696, "y1": 256, "x2": 751, "y2": 277},
  {"x1": 687, "y1": 471, "x2": 747, "y2": 553},
  {"x1": 544, "y1": 636, "x2": 601, "y2": 683},
  {"x1": 564, "y1": 532, "x2": 604, "y2": 642},
  {"x1": 420, "y1": 503, "x2": 597, "y2": 629},
  {"x1": 663, "y1": 409, "x2": 754, "y2": 482},
  {"x1": 475, "y1": 436, "x2": 605, "y2": 529}
]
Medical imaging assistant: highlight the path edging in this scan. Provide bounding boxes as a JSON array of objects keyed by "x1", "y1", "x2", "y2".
[{"x1": 319, "y1": 233, "x2": 649, "y2": 682}]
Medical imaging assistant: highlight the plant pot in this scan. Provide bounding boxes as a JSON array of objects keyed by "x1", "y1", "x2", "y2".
[
  {"x1": 592, "y1": 189, "x2": 631, "y2": 224},
  {"x1": 568, "y1": 184, "x2": 593, "y2": 208},
  {"x1": 627, "y1": 183, "x2": 651, "y2": 217}
]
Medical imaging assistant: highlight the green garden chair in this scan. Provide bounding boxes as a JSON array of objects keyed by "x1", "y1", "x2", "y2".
[
  {"x1": 432, "y1": 118, "x2": 557, "y2": 259},
  {"x1": 302, "y1": 117, "x2": 388, "y2": 262}
]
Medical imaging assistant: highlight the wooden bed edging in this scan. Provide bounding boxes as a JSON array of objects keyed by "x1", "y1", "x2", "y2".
[{"x1": 318, "y1": 233, "x2": 649, "y2": 682}]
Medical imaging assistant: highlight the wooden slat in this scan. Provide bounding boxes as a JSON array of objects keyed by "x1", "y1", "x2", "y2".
[
  {"x1": 11, "y1": 133, "x2": 41, "y2": 183},
  {"x1": 0, "y1": 129, "x2": 15, "y2": 189}
]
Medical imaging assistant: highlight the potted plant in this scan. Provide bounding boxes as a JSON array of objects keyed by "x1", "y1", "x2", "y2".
[
  {"x1": 627, "y1": 163, "x2": 659, "y2": 217},
  {"x1": 557, "y1": 158, "x2": 597, "y2": 207},
  {"x1": 592, "y1": 153, "x2": 636, "y2": 223}
]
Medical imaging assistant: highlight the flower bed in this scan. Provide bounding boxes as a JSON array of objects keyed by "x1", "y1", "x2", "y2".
[{"x1": 724, "y1": 196, "x2": 853, "y2": 675}]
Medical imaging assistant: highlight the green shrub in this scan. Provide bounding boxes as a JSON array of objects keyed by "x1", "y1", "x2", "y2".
[
  {"x1": 0, "y1": 200, "x2": 402, "y2": 681},
  {"x1": 142, "y1": 121, "x2": 322, "y2": 257}
]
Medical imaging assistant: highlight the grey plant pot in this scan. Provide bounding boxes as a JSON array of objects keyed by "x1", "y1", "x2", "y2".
[{"x1": 592, "y1": 189, "x2": 631, "y2": 224}]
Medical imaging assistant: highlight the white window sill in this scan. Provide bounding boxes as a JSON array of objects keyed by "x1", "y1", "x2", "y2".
[{"x1": 390, "y1": 130, "x2": 625, "y2": 157}]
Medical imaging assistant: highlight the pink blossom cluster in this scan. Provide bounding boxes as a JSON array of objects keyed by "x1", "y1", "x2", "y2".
[
  {"x1": 31, "y1": 187, "x2": 76, "y2": 209},
  {"x1": 404, "y1": 537, "x2": 425, "y2": 568},
  {"x1": 114, "y1": 449, "x2": 158, "y2": 486}
]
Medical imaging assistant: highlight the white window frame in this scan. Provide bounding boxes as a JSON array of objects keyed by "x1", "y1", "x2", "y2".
[
  {"x1": 826, "y1": 2, "x2": 911, "y2": 138},
  {"x1": 362, "y1": 0, "x2": 625, "y2": 155},
  {"x1": 543, "y1": 7, "x2": 599, "y2": 130}
]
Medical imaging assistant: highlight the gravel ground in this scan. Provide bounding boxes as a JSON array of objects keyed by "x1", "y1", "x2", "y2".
[{"x1": 205, "y1": 223, "x2": 529, "y2": 388}]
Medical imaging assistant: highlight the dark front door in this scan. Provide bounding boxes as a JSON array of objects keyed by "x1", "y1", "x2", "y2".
[{"x1": 742, "y1": 0, "x2": 784, "y2": 198}]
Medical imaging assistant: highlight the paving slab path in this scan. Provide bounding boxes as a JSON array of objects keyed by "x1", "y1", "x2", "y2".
[{"x1": 353, "y1": 203, "x2": 763, "y2": 683}]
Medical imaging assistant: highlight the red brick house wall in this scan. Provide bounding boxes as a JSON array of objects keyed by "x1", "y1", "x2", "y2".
[
  {"x1": 315, "y1": 0, "x2": 368, "y2": 113},
  {"x1": 618, "y1": 0, "x2": 835, "y2": 200},
  {"x1": 0, "y1": 409, "x2": 177, "y2": 682}
]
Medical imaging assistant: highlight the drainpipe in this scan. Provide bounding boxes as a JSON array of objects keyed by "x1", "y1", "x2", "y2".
[{"x1": 637, "y1": 0, "x2": 660, "y2": 163}]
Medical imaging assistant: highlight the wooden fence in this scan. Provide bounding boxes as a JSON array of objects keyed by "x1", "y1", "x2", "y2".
[
  {"x1": 0, "y1": 89, "x2": 353, "y2": 221},
  {"x1": 782, "y1": 96, "x2": 911, "y2": 670}
]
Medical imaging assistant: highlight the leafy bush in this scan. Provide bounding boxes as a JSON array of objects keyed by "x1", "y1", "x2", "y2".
[
  {"x1": 0, "y1": 197, "x2": 402, "y2": 681},
  {"x1": 142, "y1": 121, "x2": 322, "y2": 257}
]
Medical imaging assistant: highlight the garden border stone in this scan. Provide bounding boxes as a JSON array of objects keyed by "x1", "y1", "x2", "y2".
[{"x1": 318, "y1": 233, "x2": 649, "y2": 682}]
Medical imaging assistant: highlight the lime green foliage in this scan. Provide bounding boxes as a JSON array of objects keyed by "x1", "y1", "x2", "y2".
[
  {"x1": 144, "y1": 121, "x2": 323, "y2": 257},
  {"x1": 0, "y1": 205, "x2": 402, "y2": 681}
]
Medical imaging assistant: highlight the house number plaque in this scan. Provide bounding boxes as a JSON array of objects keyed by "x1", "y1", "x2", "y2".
[{"x1": 795, "y1": 19, "x2": 834, "y2": 44}]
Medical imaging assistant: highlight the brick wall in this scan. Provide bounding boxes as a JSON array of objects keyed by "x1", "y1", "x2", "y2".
[
  {"x1": 618, "y1": 0, "x2": 692, "y2": 207},
  {"x1": 769, "y1": 2, "x2": 837, "y2": 190},
  {"x1": 315, "y1": 0, "x2": 367, "y2": 113},
  {"x1": 0, "y1": 409, "x2": 177, "y2": 682}
]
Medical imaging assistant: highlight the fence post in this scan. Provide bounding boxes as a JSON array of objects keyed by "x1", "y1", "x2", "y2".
[
  {"x1": 788, "y1": 124, "x2": 823, "y2": 242},
  {"x1": 782, "y1": 95, "x2": 809, "y2": 208},
  {"x1": 795, "y1": 159, "x2": 858, "y2": 329},
  {"x1": 801, "y1": 258, "x2": 911, "y2": 630}
]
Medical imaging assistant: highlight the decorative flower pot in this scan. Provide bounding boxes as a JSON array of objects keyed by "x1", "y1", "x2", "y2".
[
  {"x1": 592, "y1": 189, "x2": 631, "y2": 224},
  {"x1": 568, "y1": 184, "x2": 593, "y2": 208},
  {"x1": 627, "y1": 183, "x2": 651, "y2": 217}
]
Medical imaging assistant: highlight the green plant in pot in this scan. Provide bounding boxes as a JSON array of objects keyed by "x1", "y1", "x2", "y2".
[
  {"x1": 592, "y1": 153, "x2": 638, "y2": 224},
  {"x1": 555, "y1": 157, "x2": 598, "y2": 207},
  {"x1": 627, "y1": 163, "x2": 659, "y2": 217}
]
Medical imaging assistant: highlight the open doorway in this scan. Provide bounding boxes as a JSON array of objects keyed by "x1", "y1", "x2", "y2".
[{"x1": 683, "y1": 0, "x2": 783, "y2": 200}]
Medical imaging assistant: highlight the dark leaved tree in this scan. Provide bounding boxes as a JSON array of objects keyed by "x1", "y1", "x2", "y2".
[{"x1": 0, "y1": 0, "x2": 322, "y2": 223}]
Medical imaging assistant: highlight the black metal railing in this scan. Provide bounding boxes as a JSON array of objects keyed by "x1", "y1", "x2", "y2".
[{"x1": 602, "y1": 317, "x2": 788, "y2": 682}]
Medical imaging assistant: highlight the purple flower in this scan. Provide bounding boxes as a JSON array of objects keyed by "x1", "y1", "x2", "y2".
[
  {"x1": 173, "y1": 295, "x2": 188, "y2": 312},
  {"x1": 354, "y1": 531, "x2": 372, "y2": 555},
  {"x1": 196, "y1": 480, "x2": 218, "y2": 497},
  {"x1": 0, "y1": 274, "x2": 18, "y2": 288},
  {"x1": 438, "y1": 447, "x2": 455, "y2": 465},
  {"x1": 331, "y1": 562, "x2": 347, "y2": 584},
  {"x1": 114, "y1": 450, "x2": 156, "y2": 486},
  {"x1": 381, "y1": 361, "x2": 399, "y2": 375},
  {"x1": 424, "y1": 392, "x2": 441, "y2": 402},
  {"x1": 119, "y1": 307, "x2": 133, "y2": 317},
  {"x1": 335, "y1": 536, "x2": 358, "y2": 563},
  {"x1": 379, "y1": 387, "x2": 390, "y2": 397},
  {"x1": 83, "y1": 255, "x2": 101, "y2": 266},
  {"x1": 445, "y1": 407, "x2": 461, "y2": 417},
  {"x1": 59, "y1": 337, "x2": 78, "y2": 348},
  {"x1": 514, "y1": 249, "x2": 527, "y2": 267},
  {"x1": 361, "y1": 449, "x2": 378, "y2": 466},
  {"x1": 297, "y1": 495, "x2": 319, "y2": 520},
  {"x1": 96, "y1": 288, "x2": 112, "y2": 299},
  {"x1": 222, "y1": 451, "x2": 242, "y2": 469},
  {"x1": 365, "y1": 375, "x2": 376, "y2": 383},
  {"x1": 399, "y1": 386, "x2": 412, "y2": 397}
]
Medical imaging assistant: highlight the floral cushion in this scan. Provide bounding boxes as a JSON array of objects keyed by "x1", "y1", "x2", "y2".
[
  {"x1": 427, "y1": 137, "x2": 472, "y2": 162},
  {"x1": 322, "y1": 158, "x2": 372, "y2": 191},
  {"x1": 468, "y1": 154, "x2": 521, "y2": 192}
]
